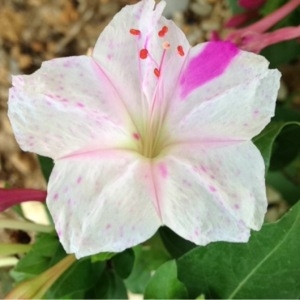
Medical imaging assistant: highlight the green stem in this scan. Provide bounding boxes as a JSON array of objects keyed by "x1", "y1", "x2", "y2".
[
  {"x1": 35, "y1": 255, "x2": 77, "y2": 298},
  {"x1": 0, "y1": 243, "x2": 32, "y2": 256},
  {"x1": 5, "y1": 255, "x2": 77, "y2": 299},
  {"x1": 0, "y1": 257, "x2": 18, "y2": 268},
  {"x1": 0, "y1": 219, "x2": 54, "y2": 233}
]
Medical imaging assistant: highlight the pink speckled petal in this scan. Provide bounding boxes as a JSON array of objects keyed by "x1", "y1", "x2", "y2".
[
  {"x1": 155, "y1": 141, "x2": 267, "y2": 245},
  {"x1": 166, "y1": 45, "x2": 281, "y2": 143},
  {"x1": 8, "y1": 56, "x2": 137, "y2": 159},
  {"x1": 93, "y1": 0, "x2": 190, "y2": 125},
  {"x1": 47, "y1": 150, "x2": 161, "y2": 258}
]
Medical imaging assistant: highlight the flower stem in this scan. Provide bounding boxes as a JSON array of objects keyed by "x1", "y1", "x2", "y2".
[
  {"x1": 0, "y1": 257, "x2": 18, "y2": 268},
  {"x1": 5, "y1": 254, "x2": 77, "y2": 299},
  {"x1": 34, "y1": 255, "x2": 77, "y2": 298},
  {"x1": 0, "y1": 243, "x2": 32, "y2": 256},
  {"x1": 244, "y1": 0, "x2": 300, "y2": 33},
  {"x1": 255, "y1": 26, "x2": 300, "y2": 52},
  {"x1": 0, "y1": 219, "x2": 53, "y2": 233}
]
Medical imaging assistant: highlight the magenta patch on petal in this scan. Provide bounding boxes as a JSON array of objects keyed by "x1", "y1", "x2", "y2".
[{"x1": 180, "y1": 42, "x2": 239, "y2": 98}]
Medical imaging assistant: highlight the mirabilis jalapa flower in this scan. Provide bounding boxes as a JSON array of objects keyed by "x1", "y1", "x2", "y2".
[
  {"x1": 8, "y1": 0, "x2": 280, "y2": 258},
  {"x1": 224, "y1": 0, "x2": 300, "y2": 53}
]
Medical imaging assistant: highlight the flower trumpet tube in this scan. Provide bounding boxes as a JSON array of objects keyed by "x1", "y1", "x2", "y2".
[
  {"x1": 5, "y1": 254, "x2": 76, "y2": 299},
  {"x1": 0, "y1": 188, "x2": 46, "y2": 212},
  {"x1": 8, "y1": 0, "x2": 281, "y2": 258},
  {"x1": 225, "y1": 0, "x2": 266, "y2": 29}
]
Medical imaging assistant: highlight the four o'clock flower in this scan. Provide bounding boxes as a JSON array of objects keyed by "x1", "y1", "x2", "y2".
[
  {"x1": 8, "y1": 0, "x2": 280, "y2": 258},
  {"x1": 225, "y1": 0, "x2": 266, "y2": 29},
  {"x1": 224, "y1": 0, "x2": 300, "y2": 53},
  {"x1": 238, "y1": 0, "x2": 266, "y2": 11}
]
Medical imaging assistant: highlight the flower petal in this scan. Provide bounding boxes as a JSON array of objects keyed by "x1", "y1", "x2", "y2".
[
  {"x1": 166, "y1": 43, "x2": 280, "y2": 143},
  {"x1": 92, "y1": 0, "x2": 190, "y2": 127},
  {"x1": 8, "y1": 56, "x2": 137, "y2": 159},
  {"x1": 154, "y1": 141, "x2": 267, "y2": 245},
  {"x1": 47, "y1": 150, "x2": 161, "y2": 258}
]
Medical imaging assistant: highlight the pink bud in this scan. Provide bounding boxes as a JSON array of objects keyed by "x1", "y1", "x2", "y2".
[{"x1": 238, "y1": 0, "x2": 266, "y2": 10}]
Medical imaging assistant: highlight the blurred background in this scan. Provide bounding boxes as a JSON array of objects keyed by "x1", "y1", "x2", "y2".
[{"x1": 0, "y1": 0, "x2": 299, "y2": 296}]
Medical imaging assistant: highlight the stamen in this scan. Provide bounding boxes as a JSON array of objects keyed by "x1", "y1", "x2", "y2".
[
  {"x1": 130, "y1": 28, "x2": 141, "y2": 36},
  {"x1": 154, "y1": 68, "x2": 160, "y2": 77},
  {"x1": 139, "y1": 49, "x2": 149, "y2": 59},
  {"x1": 162, "y1": 41, "x2": 171, "y2": 49},
  {"x1": 158, "y1": 26, "x2": 168, "y2": 37},
  {"x1": 177, "y1": 45, "x2": 185, "y2": 56}
]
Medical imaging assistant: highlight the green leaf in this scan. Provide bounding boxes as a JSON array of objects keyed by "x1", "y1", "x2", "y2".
[
  {"x1": 159, "y1": 227, "x2": 196, "y2": 259},
  {"x1": 125, "y1": 246, "x2": 152, "y2": 294},
  {"x1": 10, "y1": 232, "x2": 63, "y2": 282},
  {"x1": 0, "y1": 269, "x2": 14, "y2": 298},
  {"x1": 273, "y1": 105, "x2": 300, "y2": 123},
  {"x1": 111, "y1": 248, "x2": 135, "y2": 279},
  {"x1": 38, "y1": 155, "x2": 54, "y2": 182},
  {"x1": 253, "y1": 121, "x2": 300, "y2": 171},
  {"x1": 91, "y1": 252, "x2": 115, "y2": 263},
  {"x1": 267, "y1": 171, "x2": 300, "y2": 205},
  {"x1": 177, "y1": 201, "x2": 300, "y2": 299},
  {"x1": 94, "y1": 270, "x2": 128, "y2": 299},
  {"x1": 269, "y1": 124, "x2": 300, "y2": 170},
  {"x1": 261, "y1": 41, "x2": 300, "y2": 67},
  {"x1": 144, "y1": 260, "x2": 188, "y2": 299},
  {"x1": 260, "y1": 0, "x2": 286, "y2": 16},
  {"x1": 46, "y1": 259, "x2": 104, "y2": 299},
  {"x1": 125, "y1": 236, "x2": 170, "y2": 294},
  {"x1": 226, "y1": 0, "x2": 244, "y2": 14}
]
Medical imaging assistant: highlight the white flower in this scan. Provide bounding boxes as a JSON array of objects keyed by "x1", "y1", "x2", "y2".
[{"x1": 8, "y1": 0, "x2": 280, "y2": 258}]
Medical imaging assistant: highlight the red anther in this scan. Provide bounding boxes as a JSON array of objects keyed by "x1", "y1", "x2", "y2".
[
  {"x1": 154, "y1": 68, "x2": 160, "y2": 77},
  {"x1": 158, "y1": 26, "x2": 169, "y2": 37},
  {"x1": 177, "y1": 45, "x2": 185, "y2": 56},
  {"x1": 130, "y1": 28, "x2": 141, "y2": 36},
  {"x1": 139, "y1": 49, "x2": 148, "y2": 59}
]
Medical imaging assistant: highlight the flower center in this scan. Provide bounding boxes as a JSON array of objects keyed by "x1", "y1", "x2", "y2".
[
  {"x1": 131, "y1": 113, "x2": 167, "y2": 159},
  {"x1": 142, "y1": 117, "x2": 167, "y2": 159},
  {"x1": 129, "y1": 25, "x2": 185, "y2": 159}
]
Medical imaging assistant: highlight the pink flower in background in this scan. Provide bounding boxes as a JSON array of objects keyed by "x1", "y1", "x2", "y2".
[
  {"x1": 226, "y1": 0, "x2": 266, "y2": 28},
  {"x1": 8, "y1": 0, "x2": 280, "y2": 258},
  {"x1": 224, "y1": 0, "x2": 300, "y2": 53},
  {"x1": 238, "y1": 0, "x2": 266, "y2": 10},
  {"x1": 0, "y1": 188, "x2": 46, "y2": 212}
]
